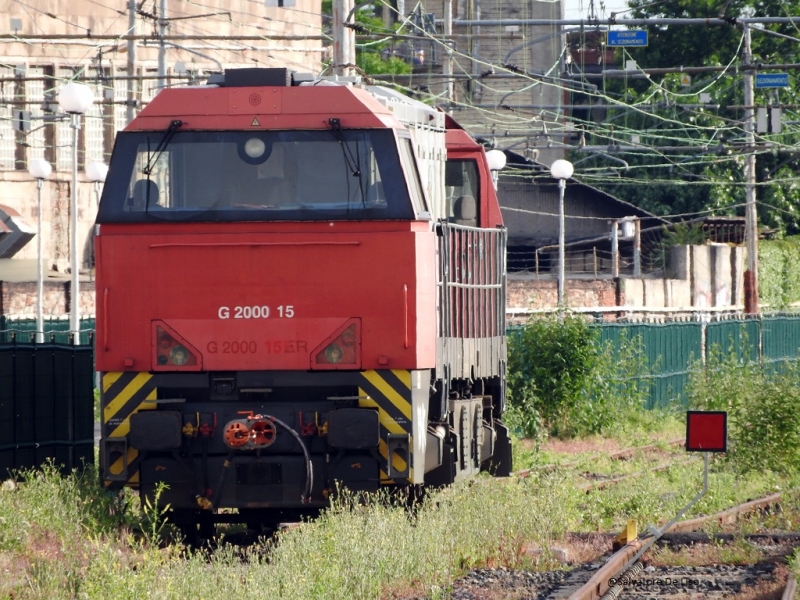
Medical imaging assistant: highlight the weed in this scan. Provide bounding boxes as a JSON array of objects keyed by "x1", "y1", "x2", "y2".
[
  {"x1": 689, "y1": 341, "x2": 800, "y2": 476},
  {"x1": 788, "y1": 547, "x2": 800, "y2": 580},
  {"x1": 508, "y1": 313, "x2": 600, "y2": 438},
  {"x1": 508, "y1": 315, "x2": 659, "y2": 440},
  {"x1": 139, "y1": 481, "x2": 177, "y2": 546}
]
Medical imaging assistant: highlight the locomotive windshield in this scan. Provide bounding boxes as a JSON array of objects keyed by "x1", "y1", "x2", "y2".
[{"x1": 96, "y1": 129, "x2": 425, "y2": 223}]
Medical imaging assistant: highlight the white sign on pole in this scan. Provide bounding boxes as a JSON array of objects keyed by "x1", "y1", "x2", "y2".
[
  {"x1": 771, "y1": 107, "x2": 783, "y2": 133},
  {"x1": 757, "y1": 107, "x2": 768, "y2": 133}
]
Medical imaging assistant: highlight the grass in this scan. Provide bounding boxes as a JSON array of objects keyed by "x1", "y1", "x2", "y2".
[
  {"x1": 2, "y1": 423, "x2": 798, "y2": 599},
  {"x1": 575, "y1": 456, "x2": 784, "y2": 532},
  {"x1": 0, "y1": 464, "x2": 580, "y2": 600},
  {"x1": 649, "y1": 537, "x2": 765, "y2": 567}
]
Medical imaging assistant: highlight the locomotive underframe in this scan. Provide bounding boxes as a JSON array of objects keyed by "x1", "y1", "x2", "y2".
[{"x1": 100, "y1": 367, "x2": 511, "y2": 529}]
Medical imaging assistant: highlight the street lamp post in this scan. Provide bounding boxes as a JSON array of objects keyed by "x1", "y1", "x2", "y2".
[
  {"x1": 550, "y1": 159, "x2": 574, "y2": 306},
  {"x1": 486, "y1": 149, "x2": 507, "y2": 190},
  {"x1": 27, "y1": 158, "x2": 52, "y2": 343},
  {"x1": 57, "y1": 82, "x2": 95, "y2": 344},
  {"x1": 86, "y1": 161, "x2": 109, "y2": 205}
]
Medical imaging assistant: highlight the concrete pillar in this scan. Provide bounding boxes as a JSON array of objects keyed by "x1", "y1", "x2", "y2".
[
  {"x1": 621, "y1": 278, "x2": 644, "y2": 307},
  {"x1": 731, "y1": 246, "x2": 746, "y2": 307},
  {"x1": 691, "y1": 245, "x2": 711, "y2": 308},
  {"x1": 711, "y1": 244, "x2": 732, "y2": 307},
  {"x1": 668, "y1": 244, "x2": 690, "y2": 280}
]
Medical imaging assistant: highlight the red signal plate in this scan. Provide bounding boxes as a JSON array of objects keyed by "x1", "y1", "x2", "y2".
[{"x1": 685, "y1": 411, "x2": 727, "y2": 452}]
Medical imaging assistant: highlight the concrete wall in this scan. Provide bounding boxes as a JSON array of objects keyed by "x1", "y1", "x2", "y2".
[
  {"x1": 507, "y1": 244, "x2": 746, "y2": 315},
  {"x1": 0, "y1": 280, "x2": 94, "y2": 317},
  {"x1": 0, "y1": 0, "x2": 322, "y2": 266}
]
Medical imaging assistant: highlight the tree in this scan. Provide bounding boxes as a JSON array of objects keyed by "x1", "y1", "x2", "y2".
[
  {"x1": 321, "y1": 1, "x2": 412, "y2": 75},
  {"x1": 574, "y1": 0, "x2": 800, "y2": 234}
]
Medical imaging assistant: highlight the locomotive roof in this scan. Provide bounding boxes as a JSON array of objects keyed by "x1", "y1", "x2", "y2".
[{"x1": 127, "y1": 79, "x2": 404, "y2": 132}]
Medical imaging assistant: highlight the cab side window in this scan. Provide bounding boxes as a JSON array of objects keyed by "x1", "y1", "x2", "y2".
[{"x1": 445, "y1": 159, "x2": 480, "y2": 226}]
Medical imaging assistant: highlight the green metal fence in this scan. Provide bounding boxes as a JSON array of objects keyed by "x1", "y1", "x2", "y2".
[
  {"x1": 761, "y1": 315, "x2": 800, "y2": 372},
  {"x1": 592, "y1": 315, "x2": 800, "y2": 409},
  {"x1": 509, "y1": 314, "x2": 800, "y2": 411},
  {"x1": 0, "y1": 340, "x2": 95, "y2": 477},
  {"x1": 705, "y1": 319, "x2": 760, "y2": 364},
  {"x1": 0, "y1": 316, "x2": 95, "y2": 345},
  {"x1": 596, "y1": 320, "x2": 704, "y2": 410}
]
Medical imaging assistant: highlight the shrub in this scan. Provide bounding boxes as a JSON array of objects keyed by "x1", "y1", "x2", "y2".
[
  {"x1": 688, "y1": 343, "x2": 800, "y2": 475},
  {"x1": 508, "y1": 314, "x2": 655, "y2": 439},
  {"x1": 508, "y1": 313, "x2": 600, "y2": 437},
  {"x1": 582, "y1": 331, "x2": 655, "y2": 436}
]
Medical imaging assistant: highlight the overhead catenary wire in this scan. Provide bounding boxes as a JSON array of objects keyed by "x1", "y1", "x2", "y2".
[{"x1": 3, "y1": 0, "x2": 800, "y2": 220}]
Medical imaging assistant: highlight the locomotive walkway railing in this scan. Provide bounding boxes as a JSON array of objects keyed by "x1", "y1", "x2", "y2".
[{"x1": 435, "y1": 222, "x2": 508, "y2": 381}]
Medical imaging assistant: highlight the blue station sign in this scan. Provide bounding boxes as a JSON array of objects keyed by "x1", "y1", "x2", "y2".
[
  {"x1": 755, "y1": 73, "x2": 789, "y2": 88},
  {"x1": 607, "y1": 30, "x2": 649, "y2": 47}
]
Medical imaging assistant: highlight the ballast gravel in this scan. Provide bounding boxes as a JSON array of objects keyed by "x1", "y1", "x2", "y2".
[{"x1": 407, "y1": 561, "x2": 780, "y2": 599}]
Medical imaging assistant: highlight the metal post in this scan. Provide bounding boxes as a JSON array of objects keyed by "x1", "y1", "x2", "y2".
[
  {"x1": 157, "y1": 0, "x2": 167, "y2": 91},
  {"x1": 743, "y1": 23, "x2": 760, "y2": 314},
  {"x1": 633, "y1": 218, "x2": 641, "y2": 277},
  {"x1": 333, "y1": 0, "x2": 355, "y2": 77},
  {"x1": 36, "y1": 178, "x2": 44, "y2": 344},
  {"x1": 126, "y1": 0, "x2": 137, "y2": 123},
  {"x1": 443, "y1": 0, "x2": 453, "y2": 108},
  {"x1": 69, "y1": 113, "x2": 81, "y2": 343},
  {"x1": 611, "y1": 220, "x2": 619, "y2": 279},
  {"x1": 558, "y1": 178, "x2": 565, "y2": 305}
]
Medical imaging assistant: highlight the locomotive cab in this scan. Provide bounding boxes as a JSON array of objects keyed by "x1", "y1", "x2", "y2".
[{"x1": 95, "y1": 68, "x2": 510, "y2": 537}]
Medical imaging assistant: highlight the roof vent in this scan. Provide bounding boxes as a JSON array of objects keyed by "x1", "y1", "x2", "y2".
[{"x1": 219, "y1": 68, "x2": 293, "y2": 87}]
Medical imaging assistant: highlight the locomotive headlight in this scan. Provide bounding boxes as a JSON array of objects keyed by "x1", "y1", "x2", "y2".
[
  {"x1": 170, "y1": 345, "x2": 190, "y2": 366},
  {"x1": 312, "y1": 322, "x2": 359, "y2": 369},
  {"x1": 324, "y1": 343, "x2": 344, "y2": 364},
  {"x1": 244, "y1": 138, "x2": 266, "y2": 158}
]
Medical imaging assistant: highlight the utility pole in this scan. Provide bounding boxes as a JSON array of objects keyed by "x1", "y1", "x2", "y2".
[
  {"x1": 743, "y1": 23, "x2": 759, "y2": 314},
  {"x1": 332, "y1": 0, "x2": 355, "y2": 77},
  {"x1": 126, "y1": 0, "x2": 137, "y2": 123},
  {"x1": 443, "y1": 0, "x2": 453, "y2": 108},
  {"x1": 157, "y1": 0, "x2": 168, "y2": 91}
]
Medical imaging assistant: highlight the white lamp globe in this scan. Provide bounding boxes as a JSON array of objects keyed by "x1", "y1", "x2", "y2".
[
  {"x1": 486, "y1": 149, "x2": 507, "y2": 171},
  {"x1": 28, "y1": 158, "x2": 52, "y2": 180},
  {"x1": 86, "y1": 161, "x2": 109, "y2": 183},
  {"x1": 58, "y1": 82, "x2": 95, "y2": 114},
  {"x1": 550, "y1": 159, "x2": 574, "y2": 180}
]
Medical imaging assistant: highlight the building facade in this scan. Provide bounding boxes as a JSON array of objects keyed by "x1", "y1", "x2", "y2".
[{"x1": 0, "y1": 0, "x2": 322, "y2": 273}]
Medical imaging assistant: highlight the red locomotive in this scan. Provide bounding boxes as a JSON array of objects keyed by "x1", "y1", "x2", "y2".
[{"x1": 95, "y1": 68, "x2": 510, "y2": 537}]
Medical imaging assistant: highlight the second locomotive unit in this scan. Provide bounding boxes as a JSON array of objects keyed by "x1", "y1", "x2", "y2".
[{"x1": 95, "y1": 68, "x2": 510, "y2": 535}]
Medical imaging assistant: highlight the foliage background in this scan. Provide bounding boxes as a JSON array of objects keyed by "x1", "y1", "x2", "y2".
[
  {"x1": 568, "y1": 0, "x2": 800, "y2": 235},
  {"x1": 759, "y1": 237, "x2": 800, "y2": 309}
]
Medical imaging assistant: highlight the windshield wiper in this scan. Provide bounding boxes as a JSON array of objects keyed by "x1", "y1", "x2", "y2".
[
  {"x1": 143, "y1": 119, "x2": 182, "y2": 176},
  {"x1": 327, "y1": 118, "x2": 368, "y2": 210}
]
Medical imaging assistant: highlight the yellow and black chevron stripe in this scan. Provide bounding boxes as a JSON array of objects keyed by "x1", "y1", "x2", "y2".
[
  {"x1": 358, "y1": 369, "x2": 412, "y2": 483},
  {"x1": 101, "y1": 371, "x2": 157, "y2": 488}
]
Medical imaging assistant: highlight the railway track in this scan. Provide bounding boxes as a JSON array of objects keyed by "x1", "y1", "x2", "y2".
[
  {"x1": 400, "y1": 491, "x2": 794, "y2": 600},
  {"x1": 514, "y1": 438, "x2": 686, "y2": 479}
]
